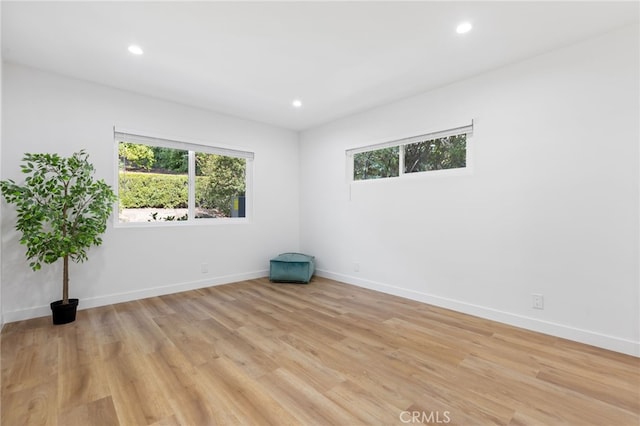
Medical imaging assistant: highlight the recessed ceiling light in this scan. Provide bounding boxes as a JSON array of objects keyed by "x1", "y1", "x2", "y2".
[
  {"x1": 456, "y1": 22, "x2": 472, "y2": 34},
  {"x1": 292, "y1": 99, "x2": 303, "y2": 108},
  {"x1": 128, "y1": 45, "x2": 144, "y2": 55}
]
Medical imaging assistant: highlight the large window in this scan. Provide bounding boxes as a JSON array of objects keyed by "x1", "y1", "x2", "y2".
[
  {"x1": 349, "y1": 123, "x2": 472, "y2": 181},
  {"x1": 115, "y1": 130, "x2": 252, "y2": 224}
]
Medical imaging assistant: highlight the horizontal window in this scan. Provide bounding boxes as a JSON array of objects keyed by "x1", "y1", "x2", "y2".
[
  {"x1": 348, "y1": 123, "x2": 472, "y2": 181},
  {"x1": 115, "y1": 130, "x2": 252, "y2": 224}
]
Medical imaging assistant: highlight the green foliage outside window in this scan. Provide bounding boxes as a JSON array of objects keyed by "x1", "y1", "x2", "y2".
[
  {"x1": 196, "y1": 153, "x2": 246, "y2": 217},
  {"x1": 353, "y1": 146, "x2": 399, "y2": 180},
  {"x1": 117, "y1": 142, "x2": 247, "y2": 219},
  {"x1": 119, "y1": 173, "x2": 189, "y2": 208},
  {"x1": 152, "y1": 147, "x2": 188, "y2": 174},
  {"x1": 119, "y1": 142, "x2": 155, "y2": 171},
  {"x1": 404, "y1": 134, "x2": 466, "y2": 173},
  {"x1": 353, "y1": 133, "x2": 467, "y2": 181}
]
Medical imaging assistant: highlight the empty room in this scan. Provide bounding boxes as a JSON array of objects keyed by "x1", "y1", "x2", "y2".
[{"x1": 1, "y1": 1, "x2": 639, "y2": 425}]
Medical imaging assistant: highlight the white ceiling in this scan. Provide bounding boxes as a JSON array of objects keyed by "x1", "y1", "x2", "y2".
[{"x1": 2, "y1": 1, "x2": 638, "y2": 131}]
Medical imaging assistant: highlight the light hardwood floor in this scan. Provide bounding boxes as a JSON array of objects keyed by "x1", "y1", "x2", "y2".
[{"x1": 1, "y1": 277, "x2": 639, "y2": 425}]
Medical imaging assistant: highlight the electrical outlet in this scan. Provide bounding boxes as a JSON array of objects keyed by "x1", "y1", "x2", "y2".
[
  {"x1": 353, "y1": 262, "x2": 360, "y2": 272},
  {"x1": 532, "y1": 294, "x2": 544, "y2": 310},
  {"x1": 201, "y1": 263, "x2": 208, "y2": 274}
]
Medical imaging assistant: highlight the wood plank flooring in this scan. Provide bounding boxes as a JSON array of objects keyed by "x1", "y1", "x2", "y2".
[{"x1": 2, "y1": 277, "x2": 639, "y2": 425}]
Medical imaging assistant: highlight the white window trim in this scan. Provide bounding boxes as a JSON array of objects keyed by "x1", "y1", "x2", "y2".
[
  {"x1": 114, "y1": 128, "x2": 255, "y2": 159},
  {"x1": 113, "y1": 127, "x2": 254, "y2": 227},
  {"x1": 346, "y1": 121, "x2": 474, "y2": 183}
]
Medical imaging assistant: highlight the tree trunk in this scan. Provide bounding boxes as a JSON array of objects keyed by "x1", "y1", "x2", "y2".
[{"x1": 62, "y1": 254, "x2": 69, "y2": 305}]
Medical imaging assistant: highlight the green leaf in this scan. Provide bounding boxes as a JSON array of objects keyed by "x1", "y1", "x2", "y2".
[{"x1": 3, "y1": 150, "x2": 115, "y2": 289}]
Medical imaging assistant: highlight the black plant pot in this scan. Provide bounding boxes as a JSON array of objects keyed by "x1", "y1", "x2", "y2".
[{"x1": 50, "y1": 299, "x2": 79, "y2": 325}]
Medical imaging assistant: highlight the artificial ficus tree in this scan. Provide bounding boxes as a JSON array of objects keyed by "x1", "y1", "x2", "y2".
[{"x1": 0, "y1": 150, "x2": 116, "y2": 304}]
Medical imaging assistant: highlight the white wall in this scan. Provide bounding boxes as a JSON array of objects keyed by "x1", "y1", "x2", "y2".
[
  {"x1": 299, "y1": 25, "x2": 639, "y2": 356},
  {"x1": 2, "y1": 26, "x2": 638, "y2": 357},
  {"x1": 1, "y1": 63, "x2": 300, "y2": 321}
]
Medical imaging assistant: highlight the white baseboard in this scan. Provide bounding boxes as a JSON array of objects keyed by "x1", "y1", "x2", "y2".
[
  {"x1": 3, "y1": 269, "x2": 269, "y2": 323},
  {"x1": 6, "y1": 268, "x2": 638, "y2": 357},
  {"x1": 316, "y1": 269, "x2": 640, "y2": 357}
]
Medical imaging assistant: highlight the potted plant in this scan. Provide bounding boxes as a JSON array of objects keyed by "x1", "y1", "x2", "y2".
[{"x1": 0, "y1": 150, "x2": 116, "y2": 324}]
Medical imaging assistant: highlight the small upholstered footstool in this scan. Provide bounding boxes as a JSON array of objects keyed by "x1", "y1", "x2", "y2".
[{"x1": 269, "y1": 252, "x2": 315, "y2": 284}]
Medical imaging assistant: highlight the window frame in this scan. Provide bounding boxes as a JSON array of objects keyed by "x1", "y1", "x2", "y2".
[
  {"x1": 113, "y1": 128, "x2": 254, "y2": 227},
  {"x1": 346, "y1": 122, "x2": 474, "y2": 183}
]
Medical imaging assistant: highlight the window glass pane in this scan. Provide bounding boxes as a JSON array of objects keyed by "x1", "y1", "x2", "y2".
[
  {"x1": 118, "y1": 142, "x2": 188, "y2": 223},
  {"x1": 404, "y1": 134, "x2": 466, "y2": 174},
  {"x1": 353, "y1": 146, "x2": 399, "y2": 181},
  {"x1": 195, "y1": 152, "x2": 246, "y2": 218},
  {"x1": 116, "y1": 132, "x2": 252, "y2": 224}
]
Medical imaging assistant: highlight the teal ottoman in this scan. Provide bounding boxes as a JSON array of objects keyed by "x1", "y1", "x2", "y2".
[{"x1": 270, "y1": 253, "x2": 315, "y2": 284}]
